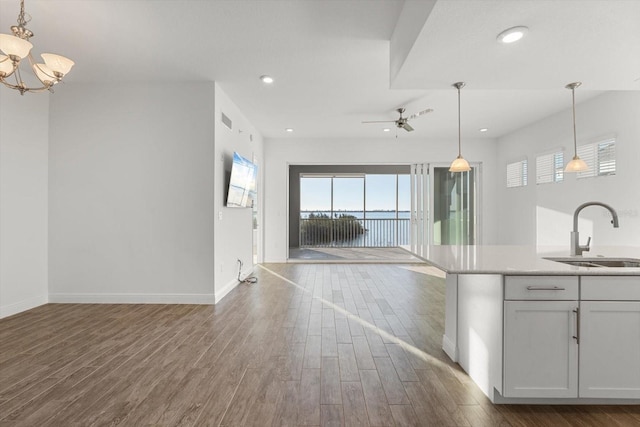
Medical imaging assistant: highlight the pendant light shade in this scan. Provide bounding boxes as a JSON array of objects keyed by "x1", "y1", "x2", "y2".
[
  {"x1": 449, "y1": 155, "x2": 471, "y2": 172},
  {"x1": 449, "y1": 82, "x2": 471, "y2": 172},
  {"x1": 564, "y1": 82, "x2": 589, "y2": 173},
  {"x1": 565, "y1": 155, "x2": 588, "y2": 172}
]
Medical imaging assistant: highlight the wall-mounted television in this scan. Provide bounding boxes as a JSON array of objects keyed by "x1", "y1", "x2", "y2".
[{"x1": 226, "y1": 152, "x2": 257, "y2": 208}]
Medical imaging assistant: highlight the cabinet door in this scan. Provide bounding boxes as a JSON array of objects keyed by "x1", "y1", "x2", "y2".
[
  {"x1": 580, "y1": 301, "x2": 640, "y2": 398},
  {"x1": 503, "y1": 301, "x2": 578, "y2": 398}
]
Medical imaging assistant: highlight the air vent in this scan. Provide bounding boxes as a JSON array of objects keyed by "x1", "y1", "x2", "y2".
[{"x1": 221, "y1": 112, "x2": 232, "y2": 130}]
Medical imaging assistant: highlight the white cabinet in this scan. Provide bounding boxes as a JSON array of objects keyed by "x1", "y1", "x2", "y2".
[
  {"x1": 503, "y1": 300, "x2": 578, "y2": 398},
  {"x1": 579, "y1": 276, "x2": 640, "y2": 399},
  {"x1": 503, "y1": 275, "x2": 640, "y2": 400}
]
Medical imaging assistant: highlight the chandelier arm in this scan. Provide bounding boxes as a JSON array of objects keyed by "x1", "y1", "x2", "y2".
[
  {"x1": 0, "y1": 78, "x2": 51, "y2": 93},
  {"x1": 13, "y1": 62, "x2": 24, "y2": 87}
]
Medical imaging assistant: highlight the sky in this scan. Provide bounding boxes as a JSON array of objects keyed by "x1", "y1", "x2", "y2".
[{"x1": 300, "y1": 174, "x2": 410, "y2": 211}]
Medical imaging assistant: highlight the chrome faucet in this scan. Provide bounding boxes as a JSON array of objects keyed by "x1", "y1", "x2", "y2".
[{"x1": 571, "y1": 202, "x2": 619, "y2": 256}]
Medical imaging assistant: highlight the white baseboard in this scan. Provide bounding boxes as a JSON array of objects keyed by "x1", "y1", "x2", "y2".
[
  {"x1": 215, "y1": 266, "x2": 255, "y2": 303},
  {"x1": 48, "y1": 293, "x2": 215, "y2": 305},
  {"x1": 442, "y1": 334, "x2": 458, "y2": 362},
  {"x1": 0, "y1": 293, "x2": 48, "y2": 319}
]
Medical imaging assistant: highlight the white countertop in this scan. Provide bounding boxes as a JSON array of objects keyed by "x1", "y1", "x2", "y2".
[{"x1": 407, "y1": 245, "x2": 640, "y2": 276}]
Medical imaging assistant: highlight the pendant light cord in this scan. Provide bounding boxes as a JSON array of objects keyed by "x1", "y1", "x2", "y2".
[
  {"x1": 571, "y1": 86, "x2": 577, "y2": 155},
  {"x1": 453, "y1": 82, "x2": 465, "y2": 157},
  {"x1": 457, "y1": 85, "x2": 462, "y2": 157}
]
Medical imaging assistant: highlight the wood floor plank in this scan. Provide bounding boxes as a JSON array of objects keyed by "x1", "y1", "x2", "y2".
[
  {"x1": 389, "y1": 404, "x2": 420, "y2": 426},
  {"x1": 321, "y1": 357, "x2": 342, "y2": 405},
  {"x1": 352, "y1": 335, "x2": 376, "y2": 370},
  {"x1": 299, "y1": 368, "x2": 321, "y2": 426},
  {"x1": 335, "y1": 318, "x2": 352, "y2": 344},
  {"x1": 360, "y1": 369, "x2": 394, "y2": 426},
  {"x1": 341, "y1": 381, "x2": 370, "y2": 427},
  {"x1": 373, "y1": 357, "x2": 410, "y2": 405},
  {"x1": 304, "y1": 335, "x2": 322, "y2": 369},
  {"x1": 337, "y1": 343, "x2": 360, "y2": 382},
  {"x1": 321, "y1": 404, "x2": 344, "y2": 427},
  {"x1": 385, "y1": 344, "x2": 419, "y2": 382},
  {"x1": 321, "y1": 327, "x2": 338, "y2": 358}
]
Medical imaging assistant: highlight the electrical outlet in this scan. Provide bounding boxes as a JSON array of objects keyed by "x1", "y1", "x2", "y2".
[{"x1": 218, "y1": 211, "x2": 223, "y2": 220}]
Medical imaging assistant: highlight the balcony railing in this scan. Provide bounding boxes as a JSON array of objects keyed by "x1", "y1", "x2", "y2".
[{"x1": 300, "y1": 217, "x2": 410, "y2": 248}]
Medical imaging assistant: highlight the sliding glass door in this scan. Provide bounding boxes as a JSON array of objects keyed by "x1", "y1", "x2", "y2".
[{"x1": 430, "y1": 166, "x2": 477, "y2": 245}]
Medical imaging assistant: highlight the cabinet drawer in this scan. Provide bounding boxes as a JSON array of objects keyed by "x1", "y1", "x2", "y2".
[
  {"x1": 581, "y1": 276, "x2": 640, "y2": 301},
  {"x1": 505, "y1": 276, "x2": 578, "y2": 300}
]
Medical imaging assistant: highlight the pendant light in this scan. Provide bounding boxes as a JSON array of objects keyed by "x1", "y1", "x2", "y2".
[
  {"x1": 564, "y1": 82, "x2": 589, "y2": 172},
  {"x1": 449, "y1": 82, "x2": 471, "y2": 172}
]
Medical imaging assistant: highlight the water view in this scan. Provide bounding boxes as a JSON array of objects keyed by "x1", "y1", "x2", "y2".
[{"x1": 300, "y1": 211, "x2": 411, "y2": 247}]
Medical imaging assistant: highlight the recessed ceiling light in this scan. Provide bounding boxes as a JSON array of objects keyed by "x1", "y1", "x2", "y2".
[
  {"x1": 260, "y1": 75, "x2": 274, "y2": 84},
  {"x1": 497, "y1": 26, "x2": 528, "y2": 44},
  {"x1": 383, "y1": 128, "x2": 391, "y2": 132},
  {"x1": 479, "y1": 128, "x2": 488, "y2": 133},
  {"x1": 285, "y1": 128, "x2": 294, "y2": 132}
]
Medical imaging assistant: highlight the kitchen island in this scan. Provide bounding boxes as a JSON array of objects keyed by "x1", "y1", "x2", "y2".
[{"x1": 411, "y1": 245, "x2": 640, "y2": 404}]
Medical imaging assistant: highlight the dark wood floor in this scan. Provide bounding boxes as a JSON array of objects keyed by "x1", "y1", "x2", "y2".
[{"x1": 1, "y1": 263, "x2": 639, "y2": 426}]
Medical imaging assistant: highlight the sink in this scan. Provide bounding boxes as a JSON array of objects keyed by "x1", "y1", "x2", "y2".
[{"x1": 544, "y1": 257, "x2": 640, "y2": 268}]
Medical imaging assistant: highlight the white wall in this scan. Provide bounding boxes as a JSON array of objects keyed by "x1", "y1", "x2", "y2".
[
  {"x1": 0, "y1": 90, "x2": 49, "y2": 318},
  {"x1": 213, "y1": 83, "x2": 264, "y2": 301},
  {"x1": 48, "y1": 83, "x2": 217, "y2": 303},
  {"x1": 263, "y1": 137, "x2": 499, "y2": 262},
  {"x1": 496, "y1": 91, "x2": 640, "y2": 250}
]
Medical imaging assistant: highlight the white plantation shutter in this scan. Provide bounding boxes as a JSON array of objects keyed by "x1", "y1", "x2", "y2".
[
  {"x1": 536, "y1": 151, "x2": 564, "y2": 184},
  {"x1": 507, "y1": 159, "x2": 528, "y2": 188},
  {"x1": 577, "y1": 138, "x2": 616, "y2": 179}
]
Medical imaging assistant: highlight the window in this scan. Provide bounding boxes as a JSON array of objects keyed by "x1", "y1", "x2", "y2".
[
  {"x1": 507, "y1": 159, "x2": 528, "y2": 188},
  {"x1": 536, "y1": 151, "x2": 564, "y2": 184},
  {"x1": 576, "y1": 138, "x2": 616, "y2": 179}
]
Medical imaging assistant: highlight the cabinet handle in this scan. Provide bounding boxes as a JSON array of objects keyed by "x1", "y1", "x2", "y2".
[
  {"x1": 573, "y1": 307, "x2": 580, "y2": 344},
  {"x1": 525, "y1": 286, "x2": 566, "y2": 291}
]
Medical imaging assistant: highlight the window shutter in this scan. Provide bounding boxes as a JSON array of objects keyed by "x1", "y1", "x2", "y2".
[
  {"x1": 536, "y1": 151, "x2": 564, "y2": 184},
  {"x1": 507, "y1": 159, "x2": 528, "y2": 188},
  {"x1": 577, "y1": 138, "x2": 616, "y2": 179}
]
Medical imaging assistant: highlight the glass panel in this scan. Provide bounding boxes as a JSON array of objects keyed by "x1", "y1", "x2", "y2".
[
  {"x1": 410, "y1": 165, "x2": 429, "y2": 255},
  {"x1": 432, "y1": 167, "x2": 476, "y2": 245},
  {"x1": 365, "y1": 175, "x2": 396, "y2": 217},
  {"x1": 333, "y1": 177, "x2": 364, "y2": 218},
  {"x1": 252, "y1": 164, "x2": 258, "y2": 265},
  {"x1": 300, "y1": 177, "x2": 333, "y2": 247},
  {"x1": 332, "y1": 177, "x2": 364, "y2": 247},
  {"x1": 397, "y1": 174, "x2": 411, "y2": 246},
  {"x1": 300, "y1": 177, "x2": 332, "y2": 215}
]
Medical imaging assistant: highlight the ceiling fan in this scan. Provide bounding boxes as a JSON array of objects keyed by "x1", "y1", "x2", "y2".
[{"x1": 362, "y1": 107, "x2": 433, "y2": 132}]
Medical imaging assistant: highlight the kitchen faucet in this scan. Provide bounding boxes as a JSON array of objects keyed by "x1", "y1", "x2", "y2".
[{"x1": 571, "y1": 202, "x2": 619, "y2": 256}]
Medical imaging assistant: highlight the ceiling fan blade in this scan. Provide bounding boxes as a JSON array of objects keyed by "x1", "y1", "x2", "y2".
[
  {"x1": 407, "y1": 108, "x2": 434, "y2": 120},
  {"x1": 402, "y1": 123, "x2": 414, "y2": 132},
  {"x1": 362, "y1": 120, "x2": 397, "y2": 124}
]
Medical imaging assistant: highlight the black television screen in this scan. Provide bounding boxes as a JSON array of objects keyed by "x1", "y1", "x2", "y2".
[{"x1": 226, "y1": 152, "x2": 257, "y2": 208}]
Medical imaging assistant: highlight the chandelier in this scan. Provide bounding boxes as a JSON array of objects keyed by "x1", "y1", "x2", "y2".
[{"x1": 0, "y1": 0, "x2": 74, "y2": 95}]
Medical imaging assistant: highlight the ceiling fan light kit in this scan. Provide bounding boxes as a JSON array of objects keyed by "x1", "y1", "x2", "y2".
[
  {"x1": 449, "y1": 82, "x2": 471, "y2": 173},
  {"x1": 0, "y1": 0, "x2": 74, "y2": 95},
  {"x1": 564, "y1": 82, "x2": 589, "y2": 173}
]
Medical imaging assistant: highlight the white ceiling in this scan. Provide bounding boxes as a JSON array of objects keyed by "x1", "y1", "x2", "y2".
[{"x1": 1, "y1": 0, "x2": 639, "y2": 140}]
